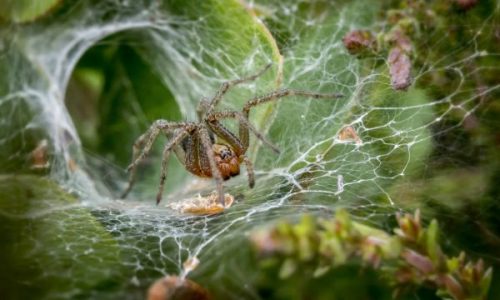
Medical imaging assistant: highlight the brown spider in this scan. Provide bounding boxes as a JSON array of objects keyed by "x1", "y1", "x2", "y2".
[{"x1": 120, "y1": 63, "x2": 342, "y2": 205}]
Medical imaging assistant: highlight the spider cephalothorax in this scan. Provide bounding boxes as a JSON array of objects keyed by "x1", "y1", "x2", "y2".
[
  {"x1": 121, "y1": 63, "x2": 342, "y2": 205},
  {"x1": 180, "y1": 133, "x2": 241, "y2": 180},
  {"x1": 212, "y1": 144, "x2": 241, "y2": 180}
]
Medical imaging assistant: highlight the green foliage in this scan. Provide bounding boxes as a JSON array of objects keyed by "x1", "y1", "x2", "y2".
[
  {"x1": 251, "y1": 210, "x2": 492, "y2": 300},
  {"x1": 0, "y1": 175, "x2": 123, "y2": 299},
  {"x1": 0, "y1": 0, "x2": 62, "y2": 23}
]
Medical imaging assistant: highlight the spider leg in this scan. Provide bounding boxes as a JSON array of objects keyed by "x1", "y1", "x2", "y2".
[
  {"x1": 198, "y1": 126, "x2": 226, "y2": 206},
  {"x1": 242, "y1": 89, "x2": 343, "y2": 116},
  {"x1": 207, "y1": 111, "x2": 280, "y2": 154},
  {"x1": 156, "y1": 129, "x2": 190, "y2": 205},
  {"x1": 196, "y1": 97, "x2": 210, "y2": 120},
  {"x1": 205, "y1": 116, "x2": 244, "y2": 155},
  {"x1": 242, "y1": 156, "x2": 255, "y2": 188},
  {"x1": 121, "y1": 120, "x2": 192, "y2": 199},
  {"x1": 204, "y1": 115, "x2": 257, "y2": 189},
  {"x1": 121, "y1": 128, "x2": 159, "y2": 199},
  {"x1": 126, "y1": 121, "x2": 191, "y2": 172},
  {"x1": 206, "y1": 63, "x2": 272, "y2": 114},
  {"x1": 239, "y1": 89, "x2": 343, "y2": 147}
]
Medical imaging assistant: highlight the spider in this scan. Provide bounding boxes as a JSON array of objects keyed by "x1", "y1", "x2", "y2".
[{"x1": 120, "y1": 63, "x2": 342, "y2": 205}]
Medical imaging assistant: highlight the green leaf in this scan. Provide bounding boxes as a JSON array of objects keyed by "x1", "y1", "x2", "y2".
[
  {"x1": 0, "y1": 0, "x2": 61, "y2": 23},
  {"x1": 480, "y1": 267, "x2": 493, "y2": 298},
  {"x1": 279, "y1": 258, "x2": 297, "y2": 278},
  {"x1": 0, "y1": 175, "x2": 123, "y2": 299},
  {"x1": 426, "y1": 219, "x2": 440, "y2": 263}
]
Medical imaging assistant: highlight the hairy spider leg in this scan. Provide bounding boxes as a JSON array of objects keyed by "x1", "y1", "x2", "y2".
[
  {"x1": 156, "y1": 129, "x2": 191, "y2": 205},
  {"x1": 198, "y1": 126, "x2": 226, "y2": 205},
  {"x1": 121, "y1": 125, "x2": 161, "y2": 199},
  {"x1": 205, "y1": 63, "x2": 273, "y2": 115},
  {"x1": 206, "y1": 110, "x2": 280, "y2": 154},
  {"x1": 241, "y1": 156, "x2": 255, "y2": 188},
  {"x1": 121, "y1": 120, "x2": 193, "y2": 199},
  {"x1": 205, "y1": 112, "x2": 269, "y2": 189},
  {"x1": 239, "y1": 89, "x2": 344, "y2": 149},
  {"x1": 196, "y1": 97, "x2": 210, "y2": 120}
]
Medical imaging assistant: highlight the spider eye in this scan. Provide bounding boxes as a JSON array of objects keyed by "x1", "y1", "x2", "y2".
[{"x1": 220, "y1": 148, "x2": 232, "y2": 160}]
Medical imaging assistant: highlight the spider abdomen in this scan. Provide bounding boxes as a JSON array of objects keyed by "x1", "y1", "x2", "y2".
[{"x1": 181, "y1": 133, "x2": 210, "y2": 177}]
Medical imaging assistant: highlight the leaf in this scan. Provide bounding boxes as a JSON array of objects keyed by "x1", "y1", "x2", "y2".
[
  {"x1": 0, "y1": 175, "x2": 123, "y2": 299},
  {"x1": 388, "y1": 46, "x2": 412, "y2": 90},
  {"x1": 387, "y1": 30, "x2": 413, "y2": 91},
  {"x1": 263, "y1": 0, "x2": 379, "y2": 167},
  {"x1": 426, "y1": 219, "x2": 440, "y2": 263},
  {"x1": 480, "y1": 267, "x2": 493, "y2": 298},
  {"x1": 0, "y1": 0, "x2": 62, "y2": 23},
  {"x1": 279, "y1": 258, "x2": 297, "y2": 278}
]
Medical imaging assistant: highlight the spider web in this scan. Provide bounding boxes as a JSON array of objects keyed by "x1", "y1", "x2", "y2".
[{"x1": 0, "y1": 0, "x2": 499, "y2": 299}]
